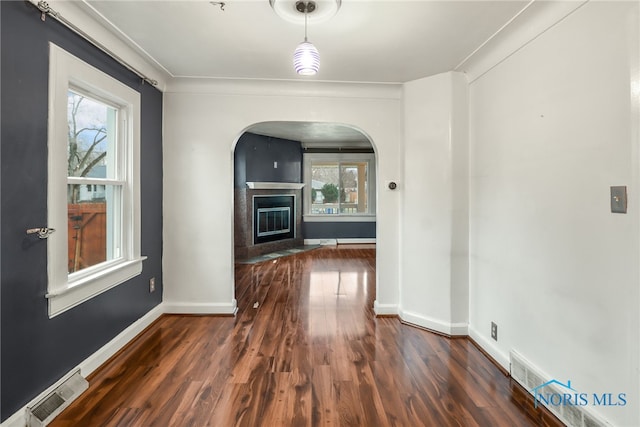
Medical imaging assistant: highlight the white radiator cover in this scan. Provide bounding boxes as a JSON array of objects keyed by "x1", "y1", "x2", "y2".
[{"x1": 509, "y1": 350, "x2": 612, "y2": 427}]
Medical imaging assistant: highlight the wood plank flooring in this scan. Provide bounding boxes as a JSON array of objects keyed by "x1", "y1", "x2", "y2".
[{"x1": 51, "y1": 246, "x2": 562, "y2": 426}]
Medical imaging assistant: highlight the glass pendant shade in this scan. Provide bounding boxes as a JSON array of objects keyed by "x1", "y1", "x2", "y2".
[{"x1": 293, "y1": 40, "x2": 320, "y2": 75}]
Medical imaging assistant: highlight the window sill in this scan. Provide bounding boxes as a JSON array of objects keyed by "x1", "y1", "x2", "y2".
[
  {"x1": 47, "y1": 256, "x2": 146, "y2": 318},
  {"x1": 303, "y1": 215, "x2": 376, "y2": 223}
]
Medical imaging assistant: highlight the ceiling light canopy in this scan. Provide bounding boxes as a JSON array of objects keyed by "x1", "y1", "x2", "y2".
[{"x1": 269, "y1": 0, "x2": 341, "y2": 25}]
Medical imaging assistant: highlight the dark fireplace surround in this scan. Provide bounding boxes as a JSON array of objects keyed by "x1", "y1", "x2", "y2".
[{"x1": 234, "y1": 182, "x2": 304, "y2": 260}]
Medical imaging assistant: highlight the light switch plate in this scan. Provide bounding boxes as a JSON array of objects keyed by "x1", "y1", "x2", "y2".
[{"x1": 610, "y1": 186, "x2": 627, "y2": 214}]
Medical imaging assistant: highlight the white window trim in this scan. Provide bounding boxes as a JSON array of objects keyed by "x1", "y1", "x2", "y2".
[
  {"x1": 47, "y1": 43, "x2": 144, "y2": 317},
  {"x1": 303, "y1": 152, "x2": 376, "y2": 221}
]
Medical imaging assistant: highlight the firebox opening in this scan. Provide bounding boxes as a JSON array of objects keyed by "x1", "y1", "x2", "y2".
[{"x1": 253, "y1": 195, "x2": 295, "y2": 244}]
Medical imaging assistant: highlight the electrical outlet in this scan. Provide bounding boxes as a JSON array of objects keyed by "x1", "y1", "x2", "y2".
[
  {"x1": 149, "y1": 277, "x2": 156, "y2": 293},
  {"x1": 491, "y1": 322, "x2": 498, "y2": 341}
]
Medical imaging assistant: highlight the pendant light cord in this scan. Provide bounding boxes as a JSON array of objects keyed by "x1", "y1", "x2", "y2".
[{"x1": 304, "y1": 3, "x2": 308, "y2": 42}]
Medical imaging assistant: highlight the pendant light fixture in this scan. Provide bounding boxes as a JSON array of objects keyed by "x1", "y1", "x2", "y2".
[{"x1": 293, "y1": 1, "x2": 319, "y2": 76}]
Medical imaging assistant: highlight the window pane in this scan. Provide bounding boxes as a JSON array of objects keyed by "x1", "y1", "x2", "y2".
[
  {"x1": 67, "y1": 184, "x2": 122, "y2": 274},
  {"x1": 67, "y1": 90, "x2": 117, "y2": 179},
  {"x1": 311, "y1": 163, "x2": 340, "y2": 214},
  {"x1": 340, "y1": 162, "x2": 368, "y2": 214}
]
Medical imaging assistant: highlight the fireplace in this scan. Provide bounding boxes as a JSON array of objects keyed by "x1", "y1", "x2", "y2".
[
  {"x1": 234, "y1": 182, "x2": 304, "y2": 260},
  {"x1": 253, "y1": 195, "x2": 295, "y2": 244}
]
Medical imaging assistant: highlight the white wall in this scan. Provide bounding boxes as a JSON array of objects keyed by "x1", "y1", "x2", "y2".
[
  {"x1": 400, "y1": 71, "x2": 469, "y2": 335},
  {"x1": 468, "y1": 2, "x2": 640, "y2": 425},
  {"x1": 163, "y1": 80, "x2": 402, "y2": 314}
]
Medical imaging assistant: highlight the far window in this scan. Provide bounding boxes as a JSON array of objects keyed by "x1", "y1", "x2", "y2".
[{"x1": 303, "y1": 153, "x2": 376, "y2": 221}]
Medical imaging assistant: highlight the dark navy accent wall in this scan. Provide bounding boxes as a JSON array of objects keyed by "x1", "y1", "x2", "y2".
[
  {"x1": 234, "y1": 132, "x2": 302, "y2": 188},
  {"x1": 302, "y1": 222, "x2": 376, "y2": 239},
  {"x1": 1, "y1": 2, "x2": 163, "y2": 421}
]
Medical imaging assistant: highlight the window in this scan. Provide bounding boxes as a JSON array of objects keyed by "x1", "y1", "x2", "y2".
[
  {"x1": 47, "y1": 44, "x2": 143, "y2": 317},
  {"x1": 67, "y1": 89, "x2": 121, "y2": 273},
  {"x1": 303, "y1": 153, "x2": 376, "y2": 221}
]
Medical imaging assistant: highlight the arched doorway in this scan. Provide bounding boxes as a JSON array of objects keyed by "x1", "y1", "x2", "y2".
[
  {"x1": 161, "y1": 83, "x2": 401, "y2": 319},
  {"x1": 232, "y1": 120, "x2": 377, "y2": 297}
]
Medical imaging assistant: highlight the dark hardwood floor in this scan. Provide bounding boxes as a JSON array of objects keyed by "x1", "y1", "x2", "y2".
[{"x1": 51, "y1": 246, "x2": 562, "y2": 426}]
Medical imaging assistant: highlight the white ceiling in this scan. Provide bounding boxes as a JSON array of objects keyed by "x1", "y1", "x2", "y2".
[
  {"x1": 248, "y1": 121, "x2": 372, "y2": 147},
  {"x1": 79, "y1": 0, "x2": 530, "y2": 145},
  {"x1": 83, "y1": 0, "x2": 530, "y2": 84}
]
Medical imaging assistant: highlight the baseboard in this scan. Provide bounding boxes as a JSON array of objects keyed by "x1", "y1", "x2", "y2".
[
  {"x1": 399, "y1": 309, "x2": 469, "y2": 336},
  {"x1": 304, "y1": 238, "x2": 376, "y2": 245},
  {"x1": 373, "y1": 300, "x2": 398, "y2": 316},
  {"x1": 304, "y1": 238, "x2": 337, "y2": 245},
  {"x1": 336, "y1": 238, "x2": 376, "y2": 244},
  {"x1": 0, "y1": 303, "x2": 164, "y2": 427},
  {"x1": 2, "y1": 402, "x2": 27, "y2": 427},
  {"x1": 163, "y1": 300, "x2": 238, "y2": 315},
  {"x1": 304, "y1": 238, "x2": 376, "y2": 246},
  {"x1": 468, "y1": 325, "x2": 510, "y2": 371},
  {"x1": 81, "y1": 304, "x2": 165, "y2": 374}
]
